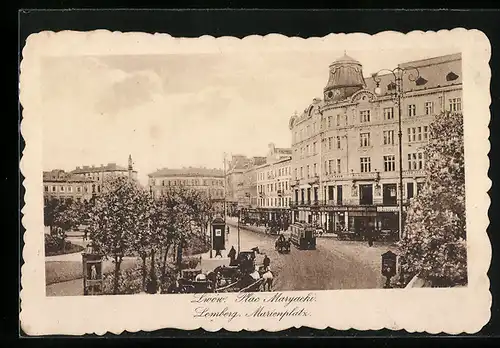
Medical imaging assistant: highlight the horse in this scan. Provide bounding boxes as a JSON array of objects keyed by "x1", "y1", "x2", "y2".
[
  {"x1": 283, "y1": 239, "x2": 291, "y2": 253},
  {"x1": 260, "y1": 267, "x2": 274, "y2": 292},
  {"x1": 275, "y1": 237, "x2": 289, "y2": 253}
]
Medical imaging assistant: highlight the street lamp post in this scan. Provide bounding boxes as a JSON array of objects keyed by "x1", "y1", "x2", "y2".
[
  {"x1": 237, "y1": 209, "x2": 241, "y2": 254},
  {"x1": 372, "y1": 66, "x2": 419, "y2": 241}
]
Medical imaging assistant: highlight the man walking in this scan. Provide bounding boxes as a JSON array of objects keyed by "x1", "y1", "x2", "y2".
[
  {"x1": 366, "y1": 222, "x2": 374, "y2": 247},
  {"x1": 263, "y1": 254, "x2": 271, "y2": 269}
]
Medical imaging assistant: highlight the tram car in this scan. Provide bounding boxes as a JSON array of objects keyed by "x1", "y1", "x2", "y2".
[{"x1": 290, "y1": 222, "x2": 317, "y2": 250}]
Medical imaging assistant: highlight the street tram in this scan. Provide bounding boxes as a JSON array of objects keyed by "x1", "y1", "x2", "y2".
[{"x1": 290, "y1": 222, "x2": 317, "y2": 250}]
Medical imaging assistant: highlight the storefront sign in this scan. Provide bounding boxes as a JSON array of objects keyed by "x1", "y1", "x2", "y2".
[
  {"x1": 332, "y1": 206, "x2": 377, "y2": 213},
  {"x1": 377, "y1": 206, "x2": 399, "y2": 212},
  {"x1": 348, "y1": 211, "x2": 378, "y2": 217}
]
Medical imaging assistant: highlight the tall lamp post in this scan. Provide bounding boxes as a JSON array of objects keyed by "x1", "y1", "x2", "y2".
[
  {"x1": 372, "y1": 66, "x2": 419, "y2": 240},
  {"x1": 237, "y1": 208, "x2": 241, "y2": 254}
]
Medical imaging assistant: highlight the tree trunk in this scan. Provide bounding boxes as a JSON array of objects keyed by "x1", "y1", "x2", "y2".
[
  {"x1": 113, "y1": 255, "x2": 122, "y2": 295},
  {"x1": 146, "y1": 248, "x2": 158, "y2": 294},
  {"x1": 161, "y1": 243, "x2": 171, "y2": 281},
  {"x1": 172, "y1": 243, "x2": 176, "y2": 262},
  {"x1": 176, "y1": 241, "x2": 183, "y2": 270},
  {"x1": 141, "y1": 254, "x2": 147, "y2": 291},
  {"x1": 150, "y1": 249, "x2": 156, "y2": 276}
]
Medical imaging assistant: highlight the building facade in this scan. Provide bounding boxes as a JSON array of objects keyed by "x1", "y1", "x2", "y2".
[
  {"x1": 148, "y1": 167, "x2": 225, "y2": 213},
  {"x1": 289, "y1": 53, "x2": 462, "y2": 236},
  {"x1": 256, "y1": 143, "x2": 293, "y2": 222},
  {"x1": 43, "y1": 156, "x2": 137, "y2": 204},
  {"x1": 70, "y1": 156, "x2": 138, "y2": 195},
  {"x1": 225, "y1": 155, "x2": 266, "y2": 215},
  {"x1": 43, "y1": 169, "x2": 94, "y2": 204}
]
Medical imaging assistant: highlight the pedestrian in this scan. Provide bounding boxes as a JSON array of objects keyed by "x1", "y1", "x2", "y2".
[
  {"x1": 215, "y1": 248, "x2": 222, "y2": 258},
  {"x1": 228, "y1": 246, "x2": 237, "y2": 266},
  {"x1": 226, "y1": 225, "x2": 230, "y2": 235},
  {"x1": 367, "y1": 222, "x2": 374, "y2": 247},
  {"x1": 263, "y1": 254, "x2": 270, "y2": 269}
]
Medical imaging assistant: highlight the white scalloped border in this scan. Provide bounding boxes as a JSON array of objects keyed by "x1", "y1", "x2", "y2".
[{"x1": 19, "y1": 28, "x2": 491, "y2": 335}]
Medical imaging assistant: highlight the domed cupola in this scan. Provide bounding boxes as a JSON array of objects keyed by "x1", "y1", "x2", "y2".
[{"x1": 324, "y1": 52, "x2": 366, "y2": 102}]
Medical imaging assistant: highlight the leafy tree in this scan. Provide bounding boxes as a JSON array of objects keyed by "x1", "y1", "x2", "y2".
[
  {"x1": 128, "y1": 189, "x2": 153, "y2": 291},
  {"x1": 149, "y1": 186, "x2": 212, "y2": 289},
  {"x1": 86, "y1": 176, "x2": 146, "y2": 294},
  {"x1": 399, "y1": 111, "x2": 466, "y2": 287},
  {"x1": 44, "y1": 198, "x2": 64, "y2": 234},
  {"x1": 54, "y1": 199, "x2": 85, "y2": 231}
]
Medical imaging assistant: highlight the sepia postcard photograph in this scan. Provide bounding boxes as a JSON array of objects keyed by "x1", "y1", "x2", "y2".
[{"x1": 19, "y1": 28, "x2": 491, "y2": 335}]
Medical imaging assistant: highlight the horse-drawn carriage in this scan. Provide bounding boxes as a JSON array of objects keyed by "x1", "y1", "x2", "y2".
[
  {"x1": 275, "y1": 237, "x2": 291, "y2": 253},
  {"x1": 168, "y1": 249, "x2": 273, "y2": 293},
  {"x1": 168, "y1": 269, "x2": 215, "y2": 293},
  {"x1": 211, "y1": 249, "x2": 272, "y2": 292}
]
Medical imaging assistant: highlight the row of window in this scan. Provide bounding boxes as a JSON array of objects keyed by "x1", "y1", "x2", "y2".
[
  {"x1": 294, "y1": 125, "x2": 429, "y2": 159},
  {"x1": 292, "y1": 152, "x2": 425, "y2": 179},
  {"x1": 359, "y1": 153, "x2": 425, "y2": 173},
  {"x1": 257, "y1": 166, "x2": 291, "y2": 181},
  {"x1": 292, "y1": 97, "x2": 462, "y2": 144},
  {"x1": 359, "y1": 98, "x2": 461, "y2": 124},
  {"x1": 293, "y1": 181, "x2": 424, "y2": 204},
  {"x1": 257, "y1": 180, "x2": 290, "y2": 195},
  {"x1": 44, "y1": 197, "x2": 85, "y2": 205},
  {"x1": 359, "y1": 126, "x2": 429, "y2": 147},
  {"x1": 44, "y1": 185, "x2": 96, "y2": 193},
  {"x1": 259, "y1": 197, "x2": 291, "y2": 208},
  {"x1": 155, "y1": 188, "x2": 224, "y2": 197},
  {"x1": 157, "y1": 178, "x2": 223, "y2": 187}
]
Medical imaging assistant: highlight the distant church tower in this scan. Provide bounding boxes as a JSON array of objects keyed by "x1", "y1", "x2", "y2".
[{"x1": 128, "y1": 154, "x2": 133, "y2": 179}]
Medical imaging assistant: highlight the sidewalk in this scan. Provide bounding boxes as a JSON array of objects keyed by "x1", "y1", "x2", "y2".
[{"x1": 226, "y1": 217, "x2": 338, "y2": 239}]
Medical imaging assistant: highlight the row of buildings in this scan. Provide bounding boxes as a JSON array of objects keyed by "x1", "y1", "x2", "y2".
[
  {"x1": 225, "y1": 52, "x2": 463, "y2": 235},
  {"x1": 43, "y1": 52, "x2": 462, "y2": 236},
  {"x1": 43, "y1": 156, "x2": 138, "y2": 204},
  {"x1": 43, "y1": 156, "x2": 226, "y2": 215}
]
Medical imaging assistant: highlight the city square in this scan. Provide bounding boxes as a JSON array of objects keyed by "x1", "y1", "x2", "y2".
[{"x1": 41, "y1": 46, "x2": 465, "y2": 296}]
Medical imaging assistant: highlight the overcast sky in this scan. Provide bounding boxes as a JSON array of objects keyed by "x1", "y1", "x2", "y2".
[{"x1": 40, "y1": 45, "x2": 460, "y2": 185}]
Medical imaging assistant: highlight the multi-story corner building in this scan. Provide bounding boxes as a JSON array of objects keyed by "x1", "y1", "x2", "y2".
[
  {"x1": 288, "y1": 53, "x2": 462, "y2": 235},
  {"x1": 43, "y1": 169, "x2": 95, "y2": 204},
  {"x1": 256, "y1": 143, "x2": 293, "y2": 222},
  {"x1": 147, "y1": 166, "x2": 225, "y2": 214},
  {"x1": 70, "y1": 155, "x2": 138, "y2": 194}
]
